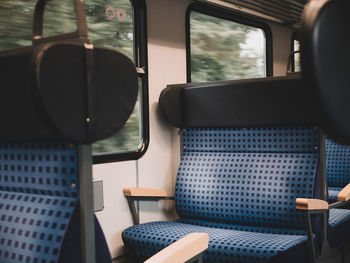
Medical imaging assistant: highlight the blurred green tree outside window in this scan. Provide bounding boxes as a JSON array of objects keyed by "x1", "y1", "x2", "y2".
[
  {"x1": 0, "y1": 0, "x2": 142, "y2": 155},
  {"x1": 190, "y1": 11, "x2": 267, "y2": 82}
]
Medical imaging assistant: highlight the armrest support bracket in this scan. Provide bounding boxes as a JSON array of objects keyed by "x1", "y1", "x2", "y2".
[
  {"x1": 123, "y1": 188, "x2": 174, "y2": 225},
  {"x1": 329, "y1": 199, "x2": 350, "y2": 209},
  {"x1": 296, "y1": 198, "x2": 329, "y2": 263}
]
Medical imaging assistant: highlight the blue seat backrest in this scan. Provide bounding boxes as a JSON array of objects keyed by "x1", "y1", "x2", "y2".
[
  {"x1": 326, "y1": 138, "x2": 350, "y2": 188},
  {"x1": 175, "y1": 126, "x2": 320, "y2": 231},
  {"x1": 0, "y1": 142, "x2": 79, "y2": 263}
]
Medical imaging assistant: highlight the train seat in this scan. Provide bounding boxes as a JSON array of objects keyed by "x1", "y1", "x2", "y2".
[
  {"x1": 122, "y1": 126, "x2": 321, "y2": 263},
  {"x1": 319, "y1": 138, "x2": 350, "y2": 250},
  {"x1": 0, "y1": 142, "x2": 111, "y2": 263},
  {"x1": 325, "y1": 138, "x2": 350, "y2": 204}
]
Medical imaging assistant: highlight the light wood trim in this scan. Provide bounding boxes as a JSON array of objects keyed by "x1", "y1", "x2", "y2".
[
  {"x1": 144, "y1": 233, "x2": 209, "y2": 263},
  {"x1": 338, "y1": 183, "x2": 350, "y2": 202},
  {"x1": 296, "y1": 198, "x2": 329, "y2": 210},
  {"x1": 123, "y1": 187, "x2": 168, "y2": 197}
]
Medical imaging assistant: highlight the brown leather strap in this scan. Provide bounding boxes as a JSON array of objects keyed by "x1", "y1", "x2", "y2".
[
  {"x1": 83, "y1": 43, "x2": 96, "y2": 142},
  {"x1": 32, "y1": 0, "x2": 89, "y2": 44}
]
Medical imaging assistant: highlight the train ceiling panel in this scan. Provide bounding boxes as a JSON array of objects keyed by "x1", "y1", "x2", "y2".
[{"x1": 199, "y1": 0, "x2": 308, "y2": 25}]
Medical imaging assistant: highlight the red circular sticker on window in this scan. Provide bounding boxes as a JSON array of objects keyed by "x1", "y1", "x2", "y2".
[
  {"x1": 106, "y1": 6, "x2": 116, "y2": 20},
  {"x1": 117, "y1": 9, "x2": 126, "y2": 21}
]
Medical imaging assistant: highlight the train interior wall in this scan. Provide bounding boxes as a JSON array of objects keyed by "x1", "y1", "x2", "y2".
[{"x1": 92, "y1": 0, "x2": 295, "y2": 258}]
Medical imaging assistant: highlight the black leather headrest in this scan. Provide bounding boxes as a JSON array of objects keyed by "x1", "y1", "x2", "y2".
[
  {"x1": 301, "y1": 0, "x2": 350, "y2": 144},
  {"x1": 159, "y1": 75, "x2": 319, "y2": 128}
]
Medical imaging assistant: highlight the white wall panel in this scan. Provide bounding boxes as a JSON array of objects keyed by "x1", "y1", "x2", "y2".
[
  {"x1": 137, "y1": 0, "x2": 190, "y2": 224},
  {"x1": 93, "y1": 161, "x2": 137, "y2": 258},
  {"x1": 270, "y1": 23, "x2": 294, "y2": 76}
]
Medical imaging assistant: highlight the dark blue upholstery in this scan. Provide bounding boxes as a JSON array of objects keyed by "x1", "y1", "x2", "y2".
[
  {"x1": 123, "y1": 126, "x2": 321, "y2": 263},
  {"x1": 324, "y1": 139, "x2": 350, "y2": 249},
  {"x1": 123, "y1": 221, "x2": 309, "y2": 263},
  {"x1": 328, "y1": 209, "x2": 350, "y2": 248},
  {"x1": 181, "y1": 127, "x2": 319, "y2": 154},
  {"x1": 0, "y1": 142, "x2": 111, "y2": 263},
  {"x1": 176, "y1": 152, "x2": 318, "y2": 230},
  {"x1": 176, "y1": 127, "x2": 319, "y2": 230},
  {"x1": 0, "y1": 143, "x2": 78, "y2": 263},
  {"x1": 176, "y1": 219, "x2": 306, "y2": 235},
  {"x1": 324, "y1": 138, "x2": 350, "y2": 250},
  {"x1": 326, "y1": 138, "x2": 350, "y2": 203}
]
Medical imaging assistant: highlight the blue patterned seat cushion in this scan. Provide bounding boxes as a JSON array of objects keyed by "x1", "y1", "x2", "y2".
[
  {"x1": 122, "y1": 221, "x2": 309, "y2": 263},
  {"x1": 328, "y1": 187, "x2": 342, "y2": 203},
  {"x1": 328, "y1": 209, "x2": 350, "y2": 248},
  {"x1": 176, "y1": 219, "x2": 306, "y2": 235}
]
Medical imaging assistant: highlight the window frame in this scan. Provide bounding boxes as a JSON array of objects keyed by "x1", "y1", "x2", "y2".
[
  {"x1": 291, "y1": 31, "x2": 300, "y2": 73},
  {"x1": 186, "y1": 3, "x2": 273, "y2": 83},
  {"x1": 93, "y1": 0, "x2": 149, "y2": 164}
]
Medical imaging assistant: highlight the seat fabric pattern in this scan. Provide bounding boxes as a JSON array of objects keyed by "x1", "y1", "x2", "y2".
[
  {"x1": 0, "y1": 143, "x2": 79, "y2": 263},
  {"x1": 328, "y1": 209, "x2": 350, "y2": 248},
  {"x1": 182, "y1": 127, "x2": 319, "y2": 154},
  {"x1": 176, "y1": 219, "x2": 306, "y2": 235},
  {"x1": 176, "y1": 127, "x2": 319, "y2": 230},
  {"x1": 328, "y1": 187, "x2": 342, "y2": 204},
  {"x1": 122, "y1": 221, "x2": 309, "y2": 263},
  {"x1": 176, "y1": 152, "x2": 318, "y2": 230},
  {"x1": 326, "y1": 138, "x2": 350, "y2": 189}
]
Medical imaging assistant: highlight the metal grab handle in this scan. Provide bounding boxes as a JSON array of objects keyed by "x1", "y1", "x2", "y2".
[{"x1": 32, "y1": 0, "x2": 89, "y2": 44}]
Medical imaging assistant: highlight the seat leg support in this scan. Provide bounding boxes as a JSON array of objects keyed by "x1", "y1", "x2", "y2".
[
  {"x1": 305, "y1": 211, "x2": 318, "y2": 263},
  {"x1": 126, "y1": 197, "x2": 139, "y2": 225}
]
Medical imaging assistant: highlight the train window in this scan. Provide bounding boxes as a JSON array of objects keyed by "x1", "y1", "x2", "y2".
[
  {"x1": 187, "y1": 5, "x2": 272, "y2": 83},
  {"x1": 84, "y1": 0, "x2": 144, "y2": 160},
  {"x1": 0, "y1": 0, "x2": 149, "y2": 163},
  {"x1": 292, "y1": 34, "x2": 301, "y2": 72}
]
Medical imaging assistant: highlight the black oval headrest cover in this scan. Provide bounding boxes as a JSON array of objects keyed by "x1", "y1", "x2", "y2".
[{"x1": 34, "y1": 42, "x2": 138, "y2": 143}]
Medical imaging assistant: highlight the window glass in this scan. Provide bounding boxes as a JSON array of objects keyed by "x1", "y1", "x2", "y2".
[
  {"x1": 190, "y1": 11, "x2": 267, "y2": 82},
  {"x1": 293, "y1": 39, "x2": 301, "y2": 72},
  {"x1": 0, "y1": 0, "x2": 142, "y2": 156},
  {"x1": 43, "y1": 1, "x2": 77, "y2": 37},
  {"x1": 0, "y1": 2, "x2": 34, "y2": 50},
  {"x1": 82, "y1": 0, "x2": 141, "y2": 155}
]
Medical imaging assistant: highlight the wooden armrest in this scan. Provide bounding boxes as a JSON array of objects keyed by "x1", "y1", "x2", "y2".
[
  {"x1": 296, "y1": 198, "x2": 329, "y2": 210},
  {"x1": 144, "y1": 233, "x2": 209, "y2": 263},
  {"x1": 123, "y1": 187, "x2": 168, "y2": 197},
  {"x1": 338, "y1": 184, "x2": 350, "y2": 202}
]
